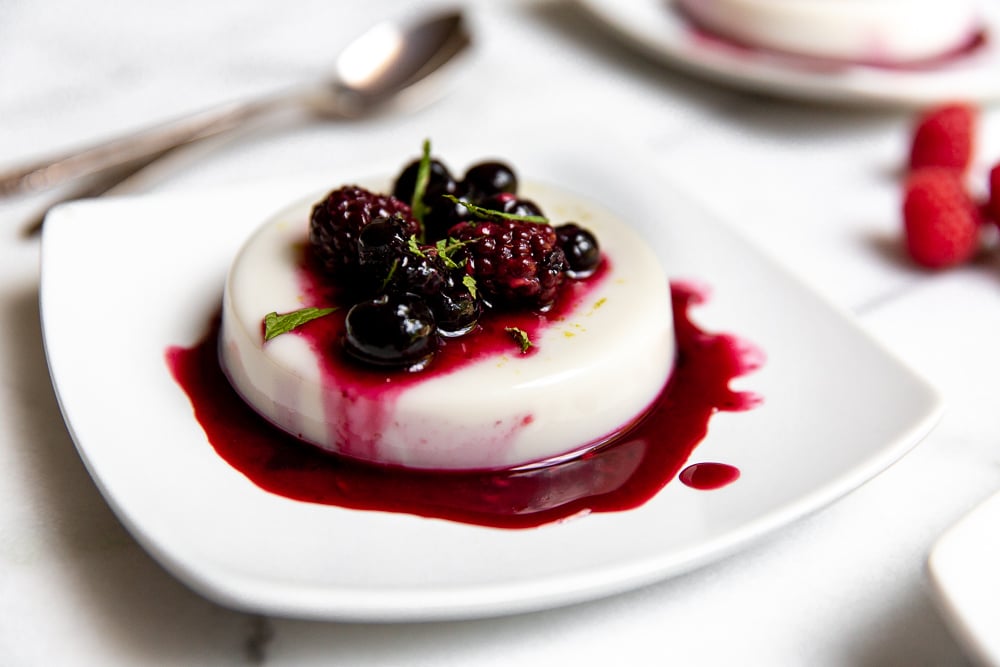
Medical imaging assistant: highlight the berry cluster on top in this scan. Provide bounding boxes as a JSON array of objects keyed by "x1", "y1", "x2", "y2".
[
  {"x1": 902, "y1": 103, "x2": 1000, "y2": 269},
  {"x1": 304, "y1": 146, "x2": 602, "y2": 370}
]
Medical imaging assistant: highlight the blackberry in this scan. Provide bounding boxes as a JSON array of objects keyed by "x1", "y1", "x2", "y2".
[
  {"x1": 343, "y1": 293, "x2": 437, "y2": 370},
  {"x1": 555, "y1": 223, "x2": 601, "y2": 277},
  {"x1": 309, "y1": 186, "x2": 417, "y2": 279},
  {"x1": 461, "y1": 161, "x2": 518, "y2": 201},
  {"x1": 451, "y1": 219, "x2": 568, "y2": 310}
]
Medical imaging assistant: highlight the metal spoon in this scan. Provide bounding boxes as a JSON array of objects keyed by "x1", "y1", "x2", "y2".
[{"x1": 0, "y1": 9, "x2": 470, "y2": 198}]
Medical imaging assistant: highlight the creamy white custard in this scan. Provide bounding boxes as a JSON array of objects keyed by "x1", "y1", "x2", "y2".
[
  {"x1": 219, "y1": 181, "x2": 674, "y2": 471},
  {"x1": 677, "y1": 0, "x2": 982, "y2": 64}
]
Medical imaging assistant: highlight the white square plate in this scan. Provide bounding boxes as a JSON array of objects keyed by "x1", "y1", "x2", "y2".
[
  {"x1": 929, "y1": 489, "x2": 1000, "y2": 667},
  {"x1": 40, "y1": 137, "x2": 942, "y2": 621}
]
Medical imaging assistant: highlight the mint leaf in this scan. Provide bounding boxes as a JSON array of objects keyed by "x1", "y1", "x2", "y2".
[
  {"x1": 505, "y1": 327, "x2": 533, "y2": 354},
  {"x1": 411, "y1": 139, "x2": 432, "y2": 235},
  {"x1": 462, "y1": 274, "x2": 478, "y2": 298},
  {"x1": 264, "y1": 307, "x2": 337, "y2": 341},
  {"x1": 407, "y1": 235, "x2": 425, "y2": 257},
  {"x1": 379, "y1": 258, "x2": 400, "y2": 292},
  {"x1": 434, "y1": 236, "x2": 477, "y2": 270},
  {"x1": 442, "y1": 194, "x2": 549, "y2": 224}
]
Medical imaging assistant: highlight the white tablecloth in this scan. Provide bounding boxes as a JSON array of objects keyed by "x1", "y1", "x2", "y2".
[{"x1": 2, "y1": 1, "x2": 998, "y2": 664}]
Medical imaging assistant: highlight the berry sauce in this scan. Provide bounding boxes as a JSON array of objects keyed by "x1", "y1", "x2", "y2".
[
  {"x1": 679, "y1": 462, "x2": 741, "y2": 490},
  {"x1": 165, "y1": 282, "x2": 762, "y2": 529},
  {"x1": 294, "y1": 254, "x2": 612, "y2": 394}
]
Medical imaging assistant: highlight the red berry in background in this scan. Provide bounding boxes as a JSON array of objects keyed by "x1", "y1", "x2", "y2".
[
  {"x1": 989, "y1": 162, "x2": 1000, "y2": 225},
  {"x1": 908, "y1": 103, "x2": 976, "y2": 173},
  {"x1": 902, "y1": 168, "x2": 980, "y2": 269}
]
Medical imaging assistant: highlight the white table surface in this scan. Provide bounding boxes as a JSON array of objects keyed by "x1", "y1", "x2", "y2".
[{"x1": 2, "y1": 1, "x2": 999, "y2": 665}]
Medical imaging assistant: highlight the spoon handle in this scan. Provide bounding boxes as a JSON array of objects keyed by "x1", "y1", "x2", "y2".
[{"x1": 0, "y1": 95, "x2": 288, "y2": 198}]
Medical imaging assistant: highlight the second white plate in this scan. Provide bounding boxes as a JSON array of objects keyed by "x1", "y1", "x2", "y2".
[{"x1": 579, "y1": 0, "x2": 1000, "y2": 107}]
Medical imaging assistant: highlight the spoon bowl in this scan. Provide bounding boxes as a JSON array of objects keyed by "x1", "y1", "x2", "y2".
[{"x1": 325, "y1": 11, "x2": 470, "y2": 115}]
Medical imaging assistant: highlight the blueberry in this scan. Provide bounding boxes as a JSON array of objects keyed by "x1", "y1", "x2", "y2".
[
  {"x1": 422, "y1": 183, "x2": 471, "y2": 242},
  {"x1": 479, "y1": 193, "x2": 544, "y2": 218},
  {"x1": 355, "y1": 216, "x2": 410, "y2": 296},
  {"x1": 555, "y1": 223, "x2": 600, "y2": 277},
  {"x1": 358, "y1": 216, "x2": 408, "y2": 268},
  {"x1": 343, "y1": 294, "x2": 437, "y2": 370},
  {"x1": 392, "y1": 158, "x2": 456, "y2": 206},
  {"x1": 431, "y1": 282, "x2": 481, "y2": 336},
  {"x1": 461, "y1": 161, "x2": 517, "y2": 202},
  {"x1": 394, "y1": 250, "x2": 448, "y2": 297}
]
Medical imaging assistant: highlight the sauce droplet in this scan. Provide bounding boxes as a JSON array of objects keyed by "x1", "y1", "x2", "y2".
[{"x1": 679, "y1": 462, "x2": 741, "y2": 490}]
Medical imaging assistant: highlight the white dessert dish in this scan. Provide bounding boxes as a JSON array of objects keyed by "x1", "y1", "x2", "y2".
[{"x1": 40, "y1": 137, "x2": 942, "y2": 620}]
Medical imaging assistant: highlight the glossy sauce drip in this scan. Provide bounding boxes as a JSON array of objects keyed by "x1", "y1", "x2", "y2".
[
  {"x1": 165, "y1": 282, "x2": 762, "y2": 529},
  {"x1": 679, "y1": 462, "x2": 741, "y2": 490}
]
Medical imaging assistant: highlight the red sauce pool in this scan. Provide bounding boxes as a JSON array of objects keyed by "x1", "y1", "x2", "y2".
[{"x1": 166, "y1": 282, "x2": 762, "y2": 529}]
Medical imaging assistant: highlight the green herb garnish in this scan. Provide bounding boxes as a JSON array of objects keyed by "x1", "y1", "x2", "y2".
[
  {"x1": 379, "y1": 258, "x2": 400, "y2": 292},
  {"x1": 407, "y1": 235, "x2": 425, "y2": 257},
  {"x1": 443, "y1": 194, "x2": 549, "y2": 224},
  {"x1": 434, "y1": 236, "x2": 479, "y2": 269},
  {"x1": 264, "y1": 307, "x2": 337, "y2": 341},
  {"x1": 411, "y1": 139, "x2": 432, "y2": 236},
  {"x1": 505, "y1": 327, "x2": 533, "y2": 354},
  {"x1": 462, "y1": 274, "x2": 478, "y2": 298}
]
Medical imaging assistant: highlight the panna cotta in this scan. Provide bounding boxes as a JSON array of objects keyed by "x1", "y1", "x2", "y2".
[
  {"x1": 676, "y1": 0, "x2": 983, "y2": 64},
  {"x1": 219, "y1": 180, "x2": 674, "y2": 471}
]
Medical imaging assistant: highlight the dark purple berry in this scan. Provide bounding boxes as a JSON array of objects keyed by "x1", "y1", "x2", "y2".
[
  {"x1": 422, "y1": 185, "x2": 470, "y2": 243},
  {"x1": 354, "y1": 216, "x2": 411, "y2": 296},
  {"x1": 392, "y1": 158, "x2": 456, "y2": 205},
  {"x1": 343, "y1": 294, "x2": 437, "y2": 370},
  {"x1": 451, "y1": 219, "x2": 567, "y2": 310},
  {"x1": 555, "y1": 223, "x2": 601, "y2": 277},
  {"x1": 392, "y1": 157, "x2": 469, "y2": 243},
  {"x1": 431, "y1": 283, "x2": 481, "y2": 336},
  {"x1": 309, "y1": 186, "x2": 416, "y2": 279},
  {"x1": 479, "y1": 192, "x2": 544, "y2": 218},
  {"x1": 393, "y1": 249, "x2": 448, "y2": 297},
  {"x1": 357, "y1": 216, "x2": 408, "y2": 268},
  {"x1": 461, "y1": 161, "x2": 518, "y2": 201}
]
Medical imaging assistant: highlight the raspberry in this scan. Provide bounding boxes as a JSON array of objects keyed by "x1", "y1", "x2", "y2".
[
  {"x1": 902, "y1": 168, "x2": 980, "y2": 269},
  {"x1": 908, "y1": 103, "x2": 976, "y2": 172},
  {"x1": 452, "y1": 219, "x2": 568, "y2": 309},
  {"x1": 309, "y1": 186, "x2": 417, "y2": 278},
  {"x1": 989, "y1": 162, "x2": 1000, "y2": 226}
]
